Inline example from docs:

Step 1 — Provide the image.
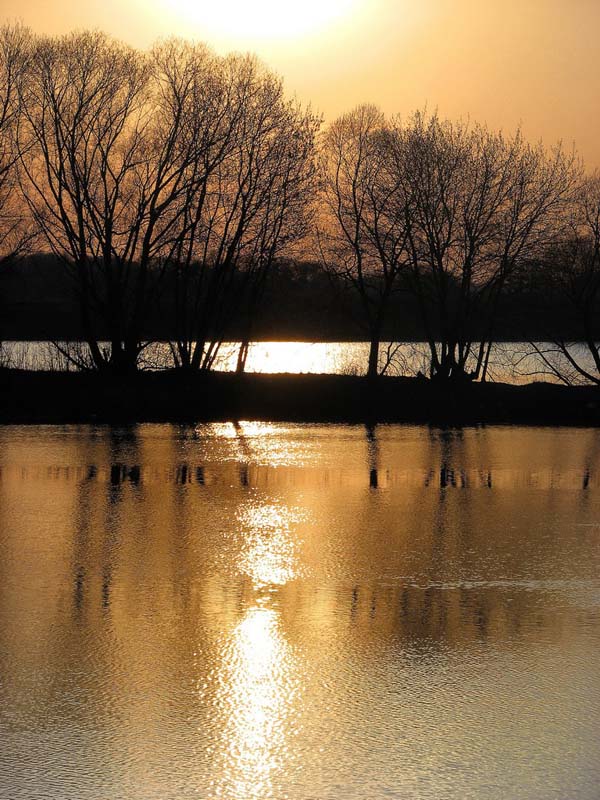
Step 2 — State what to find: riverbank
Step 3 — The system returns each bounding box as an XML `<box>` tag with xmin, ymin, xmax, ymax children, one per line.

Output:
<box><xmin>0</xmin><ymin>369</ymin><xmax>599</xmax><ymax>426</ymax></box>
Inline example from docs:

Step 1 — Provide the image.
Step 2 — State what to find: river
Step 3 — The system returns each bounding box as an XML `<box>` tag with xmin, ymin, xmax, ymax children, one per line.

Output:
<box><xmin>0</xmin><ymin>423</ymin><xmax>599</xmax><ymax>799</ymax></box>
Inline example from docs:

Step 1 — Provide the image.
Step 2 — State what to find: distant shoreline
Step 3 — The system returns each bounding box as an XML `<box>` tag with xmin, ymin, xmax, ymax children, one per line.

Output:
<box><xmin>1</xmin><ymin>369</ymin><xmax>599</xmax><ymax>427</ymax></box>
<box><xmin>0</xmin><ymin>336</ymin><xmax>568</xmax><ymax>343</ymax></box>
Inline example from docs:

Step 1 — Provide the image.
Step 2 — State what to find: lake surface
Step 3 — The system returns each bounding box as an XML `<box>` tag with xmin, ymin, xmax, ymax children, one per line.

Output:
<box><xmin>0</xmin><ymin>423</ymin><xmax>599</xmax><ymax>800</ymax></box>
<box><xmin>1</xmin><ymin>340</ymin><xmax>595</xmax><ymax>383</ymax></box>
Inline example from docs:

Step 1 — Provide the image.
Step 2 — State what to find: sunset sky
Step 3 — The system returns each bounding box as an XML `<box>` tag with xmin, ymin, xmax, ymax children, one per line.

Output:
<box><xmin>3</xmin><ymin>0</ymin><xmax>600</xmax><ymax>167</ymax></box>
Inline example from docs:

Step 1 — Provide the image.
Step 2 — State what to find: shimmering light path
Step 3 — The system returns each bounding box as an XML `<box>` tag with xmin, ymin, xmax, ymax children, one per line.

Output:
<box><xmin>0</xmin><ymin>424</ymin><xmax>599</xmax><ymax>799</ymax></box>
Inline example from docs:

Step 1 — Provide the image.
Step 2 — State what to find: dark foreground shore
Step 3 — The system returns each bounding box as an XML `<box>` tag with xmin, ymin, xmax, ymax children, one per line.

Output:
<box><xmin>0</xmin><ymin>369</ymin><xmax>599</xmax><ymax>426</ymax></box>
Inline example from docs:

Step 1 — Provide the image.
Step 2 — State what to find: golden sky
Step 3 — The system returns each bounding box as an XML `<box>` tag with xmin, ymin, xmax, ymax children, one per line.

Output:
<box><xmin>4</xmin><ymin>0</ymin><xmax>600</xmax><ymax>167</ymax></box>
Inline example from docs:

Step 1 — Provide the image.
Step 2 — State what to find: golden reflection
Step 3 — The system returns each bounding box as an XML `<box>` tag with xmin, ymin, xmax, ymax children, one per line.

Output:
<box><xmin>1</xmin><ymin>425</ymin><xmax>600</xmax><ymax>799</ymax></box>
<box><xmin>180</xmin><ymin>420</ymin><xmax>318</xmax><ymax>474</ymax></box>
<box><xmin>237</xmin><ymin>503</ymin><xmax>305</xmax><ymax>588</ymax></box>
<box><xmin>217</xmin><ymin>342</ymin><xmax>357</xmax><ymax>376</ymax></box>
<box><xmin>205</xmin><ymin>421</ymin><xmax>289</xmax><ymax>442</ymax></box>
<box><xmin>213</xmin><ymin>606</ymin><xmax>299</xmax><ymax>800</ymax></box>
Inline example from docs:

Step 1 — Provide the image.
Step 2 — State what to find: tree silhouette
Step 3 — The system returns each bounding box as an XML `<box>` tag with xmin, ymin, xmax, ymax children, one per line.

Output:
<box><xmin>386</xmin><ymin>112</ymin><xmax>580</xmax><ymax>380</ymax></box>
<box><xmin>319</xmin><ymin>105</ymin><xmax>410</xmax><ymax>378</ymax></box>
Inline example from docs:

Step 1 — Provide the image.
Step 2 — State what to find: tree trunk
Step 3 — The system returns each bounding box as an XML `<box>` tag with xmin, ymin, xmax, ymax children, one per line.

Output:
<box><xmin>236</xmin><ymin>340</ymin><xmax>250</xmax><ymax>374</ymax></box>
<box><xmin>108</xmin><ymin>340</ymin><xmax>138</xmax><ymax>375</ymax></box>
<box><xmin>367</xmin><ymin>335</ymin><xmax>380</xmax><ymax>379</ymax></box>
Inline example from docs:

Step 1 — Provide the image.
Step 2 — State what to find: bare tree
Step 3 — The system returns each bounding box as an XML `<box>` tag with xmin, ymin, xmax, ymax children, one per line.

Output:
<box><xmin>386</xmin><ymin>112</ymin><xmax>580</xmax><ymax>381</ymax></box>
<box><xmin>0</xmin><ymin>23</ymin><xmax>31</xmax><ymax>270</ymax></box>
<box><xmin>319</xmin><ymin>105</ymin><xmax>410</xmax><ymax>378</ymax></box>
<box><xmin>525</xmin><ymin>175</ymin><xmax>600</xmax><ymax>385</ymax></box>
<box><xmin>168</xmin><ymin>54</ymin><xmax>320</xmax><ymax>372</ymax></box>
<box><xmin>17</xmin><ymin>32</ymin><xmax>228</xmax><ymax>373</ymax></box>
<box><xmin>17</xmin><ymin>32</ymin><xmax>148</xmax><ymax>371</ymax></box>
<box><xmin>234</xmin><ymin>92</ymin><xmax>319</xmax><ymax>373</ymax></box>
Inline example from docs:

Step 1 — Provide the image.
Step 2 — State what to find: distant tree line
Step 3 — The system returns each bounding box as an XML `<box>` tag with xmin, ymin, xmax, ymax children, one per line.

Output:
<box><xmin>1</xmin><ymin>22</ymin><xmax>599</xmax><ymax>382</ymax></box>
<box><xmin>0</xmin><ymin>252</ymin><xmax>583</xmax><ymax>344</ymax></box>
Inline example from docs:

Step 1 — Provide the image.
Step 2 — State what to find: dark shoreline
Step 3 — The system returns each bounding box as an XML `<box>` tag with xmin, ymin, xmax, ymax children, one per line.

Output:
<box><xmin>1</xmin><ymin>369</ymin><xmax>599</xmax><ymax>426</ymax></box>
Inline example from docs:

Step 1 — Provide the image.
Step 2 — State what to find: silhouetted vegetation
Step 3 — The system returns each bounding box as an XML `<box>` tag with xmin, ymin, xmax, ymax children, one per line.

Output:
<box><xmin>0</xmin><ymin>252</ymin><xmax>589</xmax><ymax>342</ymax></box>
<box><xmin>1</xmin><ymin>21</ymin><xmax>600</xmax><ymax>395</ymax></box>
<box><xmin>0</xmin><ymin>25</ymin><xmax>31</xmax><ymax>272</ymax></box>
<box><xmin>0</xmin><ymin>369</ymin><xmax>598</xmax><ymax>426</ymax></box>
<box><xmin>524</xmin><ymin>176</ymin><xmax>600</xmax><ymax>384</ymax></box>
<box><xmin>319</xmin><ymin>105</ymin><xmax>411</xmax><ymax>377</ymax></box>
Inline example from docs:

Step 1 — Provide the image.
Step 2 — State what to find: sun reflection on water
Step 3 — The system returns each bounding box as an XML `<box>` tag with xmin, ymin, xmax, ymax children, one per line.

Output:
<box><xmin>237</xmin><ymin>503</ymin><xmax>305</xmax><ymax>589</ymax></box>
<box><xmin>2</xmin><ymin>426</ymin><xmax>600</xmax><ymax>798</ymax></box>
<box><xmin>235</xmin><ymin>342</ymin><xmax>347</xmax><ymax>375</ymax></box>
<box><xmin>212</xmin><ymin>607</ymin><xmax>301</xmax><ymax>800</ymax></box>
<box><xmin>206</xmin><ymin>498</ymin><xmax>308</xmax><ymax>797</ymax></box>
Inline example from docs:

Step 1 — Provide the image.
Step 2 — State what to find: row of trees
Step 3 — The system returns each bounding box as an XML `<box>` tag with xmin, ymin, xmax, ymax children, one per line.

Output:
<box><xmin>1</xmin><ymin>23</ymin><xmax>599</xmax><ymax>382</ymax></box>
<box><xmin>0</xmin><ymin>25</ymin><xmax>319</xmax><ymax>373</ymax></box>
<box><xmin>319</xmin><ymin>106</ymin><xmax>591</xmax><ymax>380</ymax></box>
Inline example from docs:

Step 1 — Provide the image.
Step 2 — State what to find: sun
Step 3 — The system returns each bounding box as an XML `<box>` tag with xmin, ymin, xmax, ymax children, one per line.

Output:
<box><xmin>163</xmin><ymin>0</ymin><xmax>359</xmax><ymax>40</ymax></box>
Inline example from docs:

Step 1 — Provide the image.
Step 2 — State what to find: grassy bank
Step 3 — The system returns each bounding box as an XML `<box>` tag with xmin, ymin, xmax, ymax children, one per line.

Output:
<box><xmin>0</xmin><ymin>369</ymin><xmax>599</xmax><ymax>426</ymax></box>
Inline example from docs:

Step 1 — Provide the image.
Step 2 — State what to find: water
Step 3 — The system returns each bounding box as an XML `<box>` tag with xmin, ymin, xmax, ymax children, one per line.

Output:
<box><xmin>0</xmin><ymin>423</ymin><xmax>599</xmax><ymax>800</ymax></box>
<box><xmin>1</xmin><ymin>340</ymin><xmax>596</xmax><ymax>383</ymax></box>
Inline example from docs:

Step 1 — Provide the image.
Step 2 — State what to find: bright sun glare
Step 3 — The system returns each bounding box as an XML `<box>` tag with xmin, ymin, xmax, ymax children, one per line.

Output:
<box><xmin>165</xmin><ymin>0</ymin><xmax>358</xmax><ymax>40</ymax></box>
